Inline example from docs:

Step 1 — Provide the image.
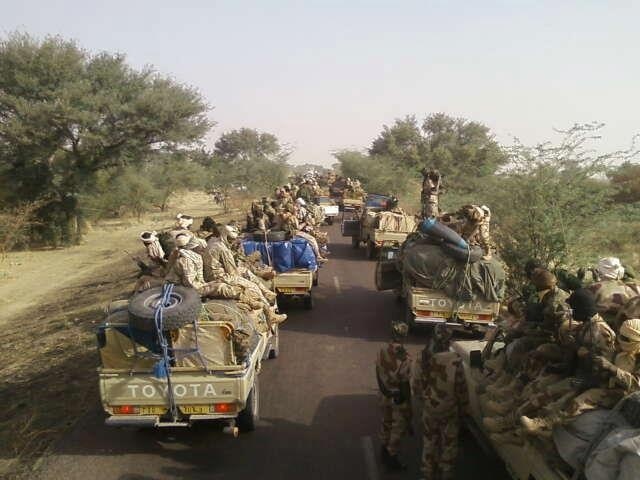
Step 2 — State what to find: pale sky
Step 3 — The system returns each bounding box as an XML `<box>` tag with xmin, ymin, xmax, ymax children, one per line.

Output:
<box><xmin>2</xmin><ymin>1</ymin><xmax>639</xmax><ymax>165</ymax></box>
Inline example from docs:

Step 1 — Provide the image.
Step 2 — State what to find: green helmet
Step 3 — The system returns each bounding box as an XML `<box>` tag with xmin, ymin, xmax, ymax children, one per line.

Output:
<box><xmin>391</xmin><ymin>322</ymin><xmax>409</xmax><ymax>340</ymax></box>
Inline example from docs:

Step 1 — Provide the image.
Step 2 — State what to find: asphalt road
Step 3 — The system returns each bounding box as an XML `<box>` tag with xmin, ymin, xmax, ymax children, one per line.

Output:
<box><xmin>38</xmin><ymin>223</ymin><xmax>510</xmax><ymax>480</ymax></box>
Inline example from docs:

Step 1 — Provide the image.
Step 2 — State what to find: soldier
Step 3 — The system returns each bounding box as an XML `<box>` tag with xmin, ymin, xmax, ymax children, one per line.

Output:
<box><xmin>588</xmin><ymin>257</ymin><xmax>638</xmax><ymax>328</ymax></box>
<box><xmin>376</xmin><ymin>322</ymin><xmax>412</xmax><ymax>471</ymax></box>
<box><xmin>519</xmin><ymin>288</ymin><xmax>617</xmax><ymax>437</ymax></box>
<box><xmin>420</xmin><ymin>169</ymin><xmax>442</xmax><ymax>219</ymax></box>
<box><xmin>457</xmin><ymin>204</ymin><xmax>493</xmax><ymax>259</ymax></box>
<box><xmin>413</xmin><ymin>325</ymin><xmax>467</xmax><ymax>480</ymax></box>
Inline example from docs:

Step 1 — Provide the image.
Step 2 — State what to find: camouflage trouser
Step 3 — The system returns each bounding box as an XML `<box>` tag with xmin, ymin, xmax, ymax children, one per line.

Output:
<box><xmin>421</xmin><ymin>193</ymin><xmax>439</xmax><ymax>218</ymax></box>
<box><xmin>379</xmin><ymin>396</ymin><xmax>410</xmax><ymax>455</ymax></box>
<box><xmin>422</xmin><ymin>413</ymin><xmax>459</xmax><ymax>480</ymax></box>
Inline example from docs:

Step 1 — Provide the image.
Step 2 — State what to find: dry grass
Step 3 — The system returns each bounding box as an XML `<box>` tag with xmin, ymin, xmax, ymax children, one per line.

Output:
<box><xmin>0</xmin><ymin>191</ymin><xmax>241</xmax><ymax>479</ymax></box>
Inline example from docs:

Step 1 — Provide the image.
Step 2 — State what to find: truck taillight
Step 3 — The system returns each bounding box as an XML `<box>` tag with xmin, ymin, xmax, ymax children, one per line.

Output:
<box><xmin>113</xmin><ymin>405</ymin><xmax>138</xmax><ymax>414</ymax></box>
<box><xmin>214</xmin><ymin>403</ymin><xmax>236</xmax><ymax>413</ymax></box>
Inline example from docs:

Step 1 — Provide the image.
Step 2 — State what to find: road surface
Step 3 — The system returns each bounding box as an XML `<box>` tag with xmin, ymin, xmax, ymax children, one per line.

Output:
<box><xmin>37</xmin><ymin>223</ymin><xmax>509</xmax><ymax>480</ymax></box>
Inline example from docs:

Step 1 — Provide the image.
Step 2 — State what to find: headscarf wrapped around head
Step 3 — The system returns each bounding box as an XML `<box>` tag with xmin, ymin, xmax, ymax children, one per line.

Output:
<box><xmin>597</xmin><ymin>257</ymin><xmax>625</xmax><ymax>281</ymax></box>
<box><xmin>615</xmin><ymin>318</ymin><xmax>640</xmax><ymax>373</ymax></box>
<box><xmin>139</xmin><ymin>231</ymin><xmax>158</xmax><ymax>243</ymax></box>
<box><xmin>175</xmin><ymin>233</ymin><xmax>190</xmax><ymax>248</ymax></box>
<box><xmin>176</xmin><ymin>213</ymin><xmax>194</xmax><ymax>230</ymax></box>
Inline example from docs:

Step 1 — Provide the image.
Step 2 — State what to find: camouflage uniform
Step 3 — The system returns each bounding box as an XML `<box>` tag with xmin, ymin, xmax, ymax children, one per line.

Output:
<box><xmin>207</xmin><ymin>236</ymin><xmax>239</xmax><ymax>275</ymax></box>
<box><xmin>413</xmin><ymin>347</ymin><xmax>467</xmax><ymax>480</ymax></box>
<box><xmin>588</xmin><ymin>279</ymin><xmax>638</xmax><ymax>328</ymax></box>
<box><xmin>420</xmin><ymin>169</ymin><xmax>441</xmax><ymax>218</ymax></box>
<box><xmin>376</xmin><ymin>337</ymin><xmax>412</xmax><ymax>457</ymax></box>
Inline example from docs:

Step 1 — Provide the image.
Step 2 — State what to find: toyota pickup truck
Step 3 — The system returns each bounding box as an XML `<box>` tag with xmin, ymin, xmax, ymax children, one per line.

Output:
<box><xmin>273</xmin><ymin>268</ymin><xmax>316</xmax><ymax>310</ymax></box>
<box><xmin>404</xmin><ymin>287</ymin><xmax>500</xmax><ymax>330</ymax></box>
<box><xmin>97</xmin><ymin>291</ymin><xmax>278</xmax><ymax>434</ymax></box>
<box><xmin>315</xmin><ymin>196</ymin><xmax>339</xmax><ymax>225</ymax></box>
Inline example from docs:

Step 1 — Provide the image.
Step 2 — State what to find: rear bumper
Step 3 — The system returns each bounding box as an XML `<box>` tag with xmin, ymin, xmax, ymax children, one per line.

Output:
<box><xmin>105</xmin><ymin>412</ymin><xmax>238</xmax><ymax>427</ymax></box>
<box><xmin>413</xmin><ymin>315</ymin><xmax>495</xmax><ymax>328</ymax></box>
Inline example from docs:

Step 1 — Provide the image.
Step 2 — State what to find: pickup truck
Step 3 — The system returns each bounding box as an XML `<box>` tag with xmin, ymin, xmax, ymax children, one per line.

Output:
<box><xmin>97</xmin><ymin>291</ymin><xmax>278</xmax><ymax>434</ymax></box>
<box><xmin>273</xmin><ymin>268</ymin><xmax>316</xmax><ymax>310</ymax></box>
<box><xmin>315</xmin><ymin>196</ymin><xmax>339</xmax><ymax>225</ymax></box>
<box><xmin>452</xmin><ymin>339</ymin><xmax>569</xmax><ymax>480</ymax></box>
<box><xmin>404</xmin><ymin>287</ymin><xmax>500</xmax><ymax>330</ymax></box>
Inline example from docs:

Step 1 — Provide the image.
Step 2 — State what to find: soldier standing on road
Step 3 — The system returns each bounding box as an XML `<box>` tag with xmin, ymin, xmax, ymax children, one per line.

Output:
<box><xmin>376</xmin><ymin>322</ymin><xmax>412</xmax><ymax>471</ymax></box>
<box><xmin>413</xmin><ymin>325</ymin><xmax>467</xmax><ymax>480</ymax></box>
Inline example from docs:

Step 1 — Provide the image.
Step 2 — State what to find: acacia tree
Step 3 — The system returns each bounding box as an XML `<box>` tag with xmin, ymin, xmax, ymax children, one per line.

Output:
<box><xmin>0</xmin><ymin>33</ymin><xmax>210</xmax><ymax>244</ymax></box>
<box><xmin>212</xmin><ymin>128</ymin><xmax>290</xmax><ymax>195</ymax></box>
<box><xmin>488</xmin><ymin>123</ymin><xmax>639</xmax><ymax>271</ymax></box>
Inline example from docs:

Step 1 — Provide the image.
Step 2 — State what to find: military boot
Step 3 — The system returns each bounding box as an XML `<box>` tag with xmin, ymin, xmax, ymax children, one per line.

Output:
<box><xmin>490</xmin><ymin>377</ymin><xmax>523</xmax><ymax>398</ymax></box>
<box><xmin>380</xmin><ymin>445</ymin><xmax>390</xmax><ymax>465</ymax></box>
<box><xmin>490</xmin><ymin>430</ymin><xmax>524</xmax><ymax>446</ymax></box>
<box><xmin>483</xmin><ymin>416</ymin><xmax>514</xmax><ymax>433</ymax></box>
<box><xmin>519</xmin><ymin>415</ymin><xmax>558</xmax><ymax>438</ymax></box>
<box><xmin>267</xmin><ymin>309</ymin><xmax>287</xmax><ymax>324</ymax></box>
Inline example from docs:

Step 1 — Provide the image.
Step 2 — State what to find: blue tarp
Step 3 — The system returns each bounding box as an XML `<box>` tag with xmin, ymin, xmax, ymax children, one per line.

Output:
<box><xmin>242</xmin><ymin>239</ymin><xmax>318</xmax><ymax>272</ymax></box>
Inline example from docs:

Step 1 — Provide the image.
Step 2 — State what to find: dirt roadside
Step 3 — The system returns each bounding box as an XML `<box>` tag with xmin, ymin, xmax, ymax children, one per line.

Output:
<box><xmin>0</xmin><ymin>192</ymin><xmax>241</xmax><ymax>479</ymax></box>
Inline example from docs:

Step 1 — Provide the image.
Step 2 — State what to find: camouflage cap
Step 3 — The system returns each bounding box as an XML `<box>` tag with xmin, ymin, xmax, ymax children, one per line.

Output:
<box><xmin>391</xmin><ymin>321</ymin><xmax>409</xmax><ymax>339</ymax></box>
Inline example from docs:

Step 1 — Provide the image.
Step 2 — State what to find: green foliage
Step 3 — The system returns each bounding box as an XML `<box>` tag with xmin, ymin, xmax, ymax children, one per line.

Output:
<box><xmin>608</xmin><ymin>161</ymin><xmax>640</xmax><ymax>203</ymax></box>
<box><xmin>479</xmin><ymin>123</ymin><xmax>639</xmax><ymax>273</ymax></box>
<box><xmin>212</xmin><ymin>128</ymin><xmax>290</xmax><ymax>195</ymax></box>
<box><xmin>0</xmin><ymin>32</ymin><xmax>210</xmax><ymax>244</ymax></box>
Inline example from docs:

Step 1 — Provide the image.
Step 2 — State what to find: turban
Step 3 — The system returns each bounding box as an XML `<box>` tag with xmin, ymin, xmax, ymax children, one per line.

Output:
<box><xmin>616</xmin><ymin>318</ymin><xmax>640</xmax><ymax>368</ymax></box>
<box><xmin>176</xmin><ymin>213</ymin><xmax>194</xmax><ymax>229</ymax></box>
<box><xmin>597</xmin><ymin>257</ymin><xmax>625</xmax><ymax>281</ymax></box>
<box><xmin>175</xmin><ymin>234</ymin><xmax>190</xmax><ymax>248</ymax></box>
<box><xmin>139</xmin><ymin>230</ymin><xmax>158</xmax><ymax>243</ymax></box>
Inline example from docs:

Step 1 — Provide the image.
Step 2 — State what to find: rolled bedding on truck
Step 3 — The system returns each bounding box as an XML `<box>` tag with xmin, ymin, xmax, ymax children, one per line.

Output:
<box><xmin>399</xmin><ymin>233</ymin><xmax>506</xmax><ymax>303</ymax></box>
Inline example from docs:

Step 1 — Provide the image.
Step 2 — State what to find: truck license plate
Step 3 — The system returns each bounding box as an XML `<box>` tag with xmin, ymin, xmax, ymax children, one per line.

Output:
<box><xmin>139</xmin><ymin>406</ymin><xmax>167</xmax><ymax>415</ymax></box>
<box><xmin>180</xmin><ymin>405</ymin><xmax>213</xmax><ymax>414</ymax></box>
<box><xmin>278</xmin><ymin>287</ymin><xmax>306</xmax><ymax>294</ymax></box>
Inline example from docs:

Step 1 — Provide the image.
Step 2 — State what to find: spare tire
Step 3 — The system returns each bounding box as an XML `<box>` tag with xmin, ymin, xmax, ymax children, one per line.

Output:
<box><xmin>128</xmin><ymin>285</ymin><xmax>202</xmax><ymax>331</ymax></box>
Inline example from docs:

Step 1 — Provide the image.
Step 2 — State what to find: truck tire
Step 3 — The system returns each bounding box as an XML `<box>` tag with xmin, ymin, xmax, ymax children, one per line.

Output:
<box><xmin>326</xmin><ymin>217</ymin><xmax>333</xmax><ymax>225</ymax></box>
<box><xmin>351</xmin><ymin>236</ymin><xmax>360</xmax><ymax>249</ymax></box>
<box><xmin>312</xmin><ymin>270</ymin><xmax>319</xmax><ymax>287</ymax></box>
<box><xmin>238</xmin><ymin>378</ymin><xmax>259</xmax><ymax>432</ymax></box>
<box><xmin>366</xmin><ymin>240</ymin><xmax>377</xmax><ymax>260</ymax></box>
<box><xmin>303</xmin><ymin>292</ymin><xmax>314</xmax><ymax>310</ymax></box>
<box><xmin>128</xmin><ymin>285</ymin><xmax>201</xmax><ymax>331</ymax></box>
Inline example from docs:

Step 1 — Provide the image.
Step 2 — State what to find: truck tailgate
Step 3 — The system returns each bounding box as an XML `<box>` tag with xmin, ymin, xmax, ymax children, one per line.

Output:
<box><xmin>411</xmin><ymin>288</ymin><xmax>499</xmax><ymax>324</ymax></box>
<box><xmin>373</xmin><ymin>230</ymin><xmax>409</xmax><ymax>244</ymax></box>
<box><xmin>100</xmin><ymin>371</ymin><xmax>250</xmax><ymax>408</ymax></box>
<box><xmin>274</xmin><ymin>270</ymin><xmax>313</xmax><ymax>292</ymax></box>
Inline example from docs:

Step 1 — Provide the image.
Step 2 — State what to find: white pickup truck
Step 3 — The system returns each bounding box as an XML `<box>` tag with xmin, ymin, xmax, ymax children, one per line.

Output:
<box><xmin>315</xmin><ymin>196</ymin><xmax>339</xmax><ymax>225</ymax></box>
<box><xmin>273</xmin><ymin>268</ymin><xmax>316</xmax><ymax>310</ymax></box>
<box><xmin>97</xmin><ymin>289</ymin><xmax>278</xmax><ymax>434</ymax></box>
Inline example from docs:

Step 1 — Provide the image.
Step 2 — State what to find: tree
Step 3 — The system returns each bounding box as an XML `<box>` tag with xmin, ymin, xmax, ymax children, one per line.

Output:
<box><xmin>608</xmin><ymin>161</ymin><xmax>640</xmax><ymax>204</ymax></box>
<box><xmin>0</xmin><ymin>33</ymin><xmax>210</xmax><ymax>244</ymax></box>
<box><xmin>369</xmin><ymin>115</ymin><xmax>424</xmax><ymax>169</ymax></box>
<box><xmin>486</xmin><ymin>123</ymin><xmax>638</xmax><ymax>271</ymax></box>
<box><xmin>213</xmin><ymin>128</ymin><xmax>290</xmax><ymax>195</ymax></box>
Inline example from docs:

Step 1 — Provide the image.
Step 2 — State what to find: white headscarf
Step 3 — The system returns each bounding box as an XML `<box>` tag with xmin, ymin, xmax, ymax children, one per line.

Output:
<box><xmin>597</xmin><ymin>257</ymin><xmax>625</xmax><ymax>281</ymax></box>
<box><xmin>175</xmin><ymin>213</ymin><xmax>194</xmax><ymax>230</ymax></box>
<box><xmin>615</xmin><ymin>318</ymin><xmax>640</xmax><ymax>373</ymax></box>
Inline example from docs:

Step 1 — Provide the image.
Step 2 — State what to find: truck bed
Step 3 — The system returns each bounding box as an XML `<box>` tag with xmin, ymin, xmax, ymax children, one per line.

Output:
<box><xmin>451</xmin><ymin>340</ymin><xmax>569</xmax><ymax>480</ymax></box>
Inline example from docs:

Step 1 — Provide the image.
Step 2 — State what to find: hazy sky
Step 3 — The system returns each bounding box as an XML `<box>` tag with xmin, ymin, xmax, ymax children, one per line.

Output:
<box><xmin>2</xmin><ymin>1</ymin><xmax>639</xmax><ymax>165</ymax></box>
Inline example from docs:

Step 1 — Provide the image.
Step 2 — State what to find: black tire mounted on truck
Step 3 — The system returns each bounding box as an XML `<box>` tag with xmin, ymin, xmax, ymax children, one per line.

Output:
<box><xmin>238</xmin><ymin>377</ymin><xmax>259</xmax><ymax>432</ymax></box>
<box><xmin>128</xmin><ymin>285</ymin><xmax>202</xmax><ymax>331</ymax></box>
